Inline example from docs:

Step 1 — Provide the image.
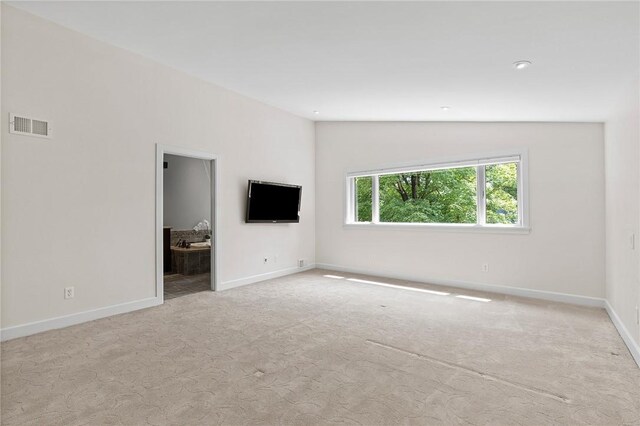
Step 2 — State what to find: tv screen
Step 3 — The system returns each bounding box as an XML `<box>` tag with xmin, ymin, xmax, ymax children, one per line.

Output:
<box><xmin>246</xmin><ymin>180</ymin><xmax>302</xmax><ymax>223</ymax></box>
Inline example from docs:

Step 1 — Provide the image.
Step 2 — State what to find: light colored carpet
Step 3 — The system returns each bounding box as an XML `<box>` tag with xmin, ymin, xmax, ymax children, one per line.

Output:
<box><xmin>2</xmin><ymin>269</ymin><xmax>639</xmax><ymax>425</ymax></box>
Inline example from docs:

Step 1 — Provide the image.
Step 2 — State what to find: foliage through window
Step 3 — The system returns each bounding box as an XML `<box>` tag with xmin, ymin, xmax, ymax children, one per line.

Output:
<box><xmin>486</xmin><ymin>163</ymin><xmax>518</xmax><ymax>224</ymax></box>
<box><xmin>379</xmin><ymin>168</ymin><xmax>477</xmax><ymax>224</ymax></box>
<box><xmin>355</xmin><ymin>176</ymin><xmax>372</xmax><ymax>222</ymax></box>
<box><xmin>348</xmin><ymin>155</ymin><xmax>524</xmax><ymax>228</ymax></box>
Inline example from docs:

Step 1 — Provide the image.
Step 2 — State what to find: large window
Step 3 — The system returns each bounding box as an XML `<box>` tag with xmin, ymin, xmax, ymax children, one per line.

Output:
<box><xmin>346</xmin><ymin>154</ymin><xmax>527</xmax><ymax>229</ymax></box>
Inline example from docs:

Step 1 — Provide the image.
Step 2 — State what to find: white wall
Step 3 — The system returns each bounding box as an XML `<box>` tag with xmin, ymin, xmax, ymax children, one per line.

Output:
<box><xmin>1</xmin><ymin>5</ymin><xmax>315</xmax><ymax>329</ymax></box>
<box><xmin>163</xmin><ymin>154</ymin><xmax>211</xmax><ymax>230</ymax></box>
<box><xmin>316</xmin><ymin>122</ymin><xmax>605</xmax><ymax>299</ymax></box>
<box><xmin>605</xmin><ymin>76</ymin><xmax>640</xmax><ymax>348</ymax></box>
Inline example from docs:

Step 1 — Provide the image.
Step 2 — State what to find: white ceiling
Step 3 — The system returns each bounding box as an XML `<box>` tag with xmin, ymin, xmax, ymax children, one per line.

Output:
<box><xmin>9</xmin><ymin>1</ymin><xmax>640</xmax><ymax>122</ymax></box>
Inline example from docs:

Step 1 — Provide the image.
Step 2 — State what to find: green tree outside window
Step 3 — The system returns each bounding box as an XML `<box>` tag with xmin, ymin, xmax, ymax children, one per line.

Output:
<box><xmin>379</xmin><ymin>167</ymin><xmax>477</xmax><ymax>224</ymax></box>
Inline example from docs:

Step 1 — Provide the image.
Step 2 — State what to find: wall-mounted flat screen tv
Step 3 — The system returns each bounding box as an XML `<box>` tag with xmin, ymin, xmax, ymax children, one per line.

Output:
<box><xmin>245</xmin><ymin>180</ymin><xmax>302</xmax><ymax>223</ymax></box>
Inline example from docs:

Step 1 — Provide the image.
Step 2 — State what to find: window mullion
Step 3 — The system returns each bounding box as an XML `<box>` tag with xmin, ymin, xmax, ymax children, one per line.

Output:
<box><xmin>372</xmin><ymin>175</ymin><xmax>380</xmax><ymax>223</ymax></box>
<box><xmin>477</xmin><ymin>166</ymin><xmax>486</xmax><ymax>226</ymax></box>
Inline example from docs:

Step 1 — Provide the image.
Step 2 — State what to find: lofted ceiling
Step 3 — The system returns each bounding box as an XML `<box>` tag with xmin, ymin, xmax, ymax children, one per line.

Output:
<box><xmin>8</xmin><ymin>1</ymin><xmax>640</xmax><ymax>122</ymax></box>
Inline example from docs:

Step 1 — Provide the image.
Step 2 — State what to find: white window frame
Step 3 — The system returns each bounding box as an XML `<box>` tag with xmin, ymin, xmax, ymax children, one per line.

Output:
<box><xmin>344</xmin><ymin>151</ymin><xmax>529</xmax><ymax>233</ymax></box>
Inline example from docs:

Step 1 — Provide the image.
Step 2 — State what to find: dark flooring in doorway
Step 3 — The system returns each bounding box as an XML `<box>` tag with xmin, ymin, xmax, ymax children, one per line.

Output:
<box><xmin>163</xmin><ymin>273</ymin><xmax>211</xmax><ymax>300</ymax></box>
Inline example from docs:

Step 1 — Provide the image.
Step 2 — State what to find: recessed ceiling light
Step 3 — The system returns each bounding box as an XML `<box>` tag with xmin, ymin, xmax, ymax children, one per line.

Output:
<box><xmin>440</xmin><ymin>106</ymin><xmax>451</xmax><ymax>111</ymax></box>
<box><xmin>513</xmin><ymin>60</ymin><xmax>532</xmax><ymax>70</ymax></box>
<box><xmin>313</xmin><ymin>110</ymin><xmax>320</xmax><ymax>115</ymax></box>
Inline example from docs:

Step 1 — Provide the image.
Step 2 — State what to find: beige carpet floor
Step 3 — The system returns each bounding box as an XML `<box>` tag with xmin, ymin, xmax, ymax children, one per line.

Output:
<box><xmin>2</xmin><ymin>269</ymin><xmax>639</xmax><ymax>425</ymax></box>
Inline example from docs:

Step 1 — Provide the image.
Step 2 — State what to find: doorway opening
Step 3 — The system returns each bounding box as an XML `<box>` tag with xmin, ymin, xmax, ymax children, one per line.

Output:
<box><xmin>156</xmin><ymin>145</ymin><xmax>218</xmax><ymax>302</ymax></box>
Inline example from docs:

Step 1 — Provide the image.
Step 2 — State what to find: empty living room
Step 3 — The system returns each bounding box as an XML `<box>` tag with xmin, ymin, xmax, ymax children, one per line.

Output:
<box><xmin>1</xmin><ymin>1</ymin><xmax>640</xmax><ymax>425</ymax></box>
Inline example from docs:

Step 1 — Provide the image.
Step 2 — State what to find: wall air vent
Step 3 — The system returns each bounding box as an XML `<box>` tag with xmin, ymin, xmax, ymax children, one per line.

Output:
<box><xmin>9</xmin><ymin>113</ymin><xmax>52</xmax><ymax>138</ymax></box>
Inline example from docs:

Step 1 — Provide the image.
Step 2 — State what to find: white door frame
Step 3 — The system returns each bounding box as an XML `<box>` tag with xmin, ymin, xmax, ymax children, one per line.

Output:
<box><xmin>156</xmin><ymin>144</ymin><xmax>220</xmax><ymax>302</ymax></box>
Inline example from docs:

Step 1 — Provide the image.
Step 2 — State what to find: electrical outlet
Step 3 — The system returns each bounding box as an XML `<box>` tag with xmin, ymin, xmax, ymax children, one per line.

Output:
<box><xmin>298</xmin><ymin>259</ymin><xmax>305</xmax><ymax>268</ymax></box>
<box><xmin>481</xmin><ymin>263</ymin><xmax>489</xmax><ymax>273</ymax></box>
<box><xmin>64</xmin><ymin>287</ymin><xmax>74</xmax><ymax>299</ymax></box>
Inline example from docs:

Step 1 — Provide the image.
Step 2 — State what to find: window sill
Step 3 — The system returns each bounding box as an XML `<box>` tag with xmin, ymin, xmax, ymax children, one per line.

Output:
<box><xmin>343</xmin><ymin>222</ymin><xmax>531</xmax><ymax>234</ymax></box>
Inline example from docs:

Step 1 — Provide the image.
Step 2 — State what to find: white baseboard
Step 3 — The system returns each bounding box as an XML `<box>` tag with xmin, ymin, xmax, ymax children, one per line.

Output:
<box><xmin>0</xmin><ymin>265</ymin><xmax>315</xmax><ymax>342</ymax></box>
<box><xmin>315</xmin><ymin>263</ymin><xmax>605</xmax><ymax>308</ymax></box>
<box><xmin>0</xmin><ymin>296</ymin><xmax>162</xmax><ymax>342</ymax></box>
<box><xmin>2</xmin><ymin>263</ymin><xmax>637</xmax><ymax>369</ymax></box>
<box><xmin>315</xmin><ymin>263</ymin><xmax>640</xmax><ymax>368</ymax></box>
<box><xmin>220</xmin><ymin>264</ymin><xmax>316</xmax><ymax>291</ymax></box>
<box><xmin>605</xmin><ymin>300</ymin><xmax>640</xmax><ymax>367</ymax></box>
